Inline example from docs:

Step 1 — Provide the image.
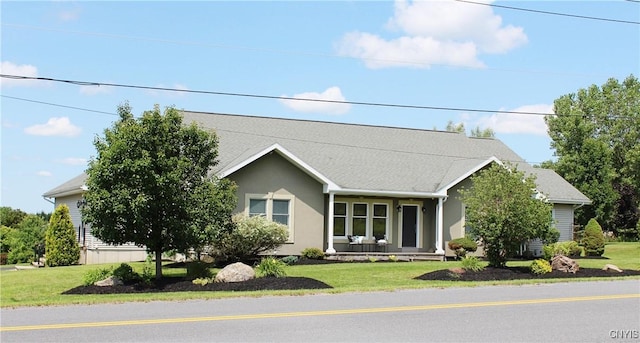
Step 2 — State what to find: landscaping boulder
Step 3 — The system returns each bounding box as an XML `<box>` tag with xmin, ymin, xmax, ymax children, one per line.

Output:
<box><xmin>551</xmin><ymin>255</ymin><xmax>579</xmax><ymax>274</ymax></box>
<box><xmin>94</xmin><ymin>276</ymin><xmax>123</xmax><ymax>287</ymax></box>
<box><xmin>602</xmin><ymin>264</ymin><xmax>623</xmax><ymax>273</ymax></box>
<box><xmin>214</xmin><ymin>262</ymin><xmax>255</xmax><ymax>283</ymax></box>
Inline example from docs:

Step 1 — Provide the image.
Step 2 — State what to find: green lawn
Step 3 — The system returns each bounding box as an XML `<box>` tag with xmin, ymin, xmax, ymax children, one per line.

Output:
<box><xmin>1</xmin><ymin>242</ymin><xmax>638</xmax><ymax>308</ymax></box>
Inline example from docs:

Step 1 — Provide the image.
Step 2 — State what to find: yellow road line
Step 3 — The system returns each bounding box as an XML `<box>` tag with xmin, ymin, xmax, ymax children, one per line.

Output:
<box><xmin>2</xmin><ymin>293</ymin><xmax>638</xmax><ymax>332</ymax></box>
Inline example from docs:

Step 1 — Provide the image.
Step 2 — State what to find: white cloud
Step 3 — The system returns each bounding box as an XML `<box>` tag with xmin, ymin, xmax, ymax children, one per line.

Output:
<box><xmin>79</xmin><ymin>84</ymin><xmax>112</xmax><ymax>95</ymax></box>
<box><xmin>279</xmin><ymin>87</ymin><xmax>351</xmax><ymax>115</ymax></box>
<box><xmin>0</xmin><ymin>61</ymin><xmax>43</xmax><ymax>88</ymax></box>
<box><xmin>36</xmin><ymin>171</ymin><xmax>53</xmax><ymax>177</ymax></box>
<box><xmin>337</xmin><ymin>0</ymin><xmax>527</xmax><ymax>69</ymax></box>
<box><xmin>24</xmin><ymin>117</ymin><xmax>82</xmax><ymax>137</ymax></box>
<box><xmin>58</xmin><ymin>157</ymin><xmax>88</xmax><ymax>166</ymax></box>
<box><xmin>472</xmin><ymin>104</ymin><xmax>552</xmax><ymax>136</ymax></box>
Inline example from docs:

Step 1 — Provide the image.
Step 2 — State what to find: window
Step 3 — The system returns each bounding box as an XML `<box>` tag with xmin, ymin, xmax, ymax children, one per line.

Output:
<box><xmin>249</xmin><ymin>199</ymin><xmax>267</xmax><ymax>217</ymax></box>
<box><xmin>352</xmin><ymin>203</ymin><xmax>367</xmax><ymax>236</ymax></box>
<box><xmin>272</xmin><ymin>199</ymin><xmax>290</xmax><ymax>226</ymax></box>
<box><xmin>332</xmin><ymin>199</ymin><xmax>392</xmax><ymax>240</ymax></box>
<box><xmin>333</xmin><ymin>202</ymin><xmax>347</xmax><ymax>236</ymax></box>
<box><xmin>372</xmin><ymin>204</ymin><xmax>388</xmax><ymax>239</ymax></box>
<box><xmin>246</xmin><ymin>194</ymin><xmax>295</xmax><ymax>242</ymax></box>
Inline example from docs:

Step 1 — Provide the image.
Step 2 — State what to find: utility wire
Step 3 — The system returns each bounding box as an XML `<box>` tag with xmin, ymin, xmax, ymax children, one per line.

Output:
<box><xmin>1</xmin><ymin>95</ymin><xmax>117</xmax><ymax>116</ymax></box>
<box><xmin>1</xmin><ymin>74</ymin><xmax>556</xmax><ymax>117</ymax></box>
<box><xmin>2</xmin><ymin>93</ymin><xmax>545</xmax><ymax>164</ymax></box>
<box><xmin>2</xmin><ymin>75</ymin><xmax>636</xmax><ymax>120</ymax></box>
<box><xmin>455</xmin><ymin>0</ymin><xmax>640</xmax><ymax>25</ymax></box>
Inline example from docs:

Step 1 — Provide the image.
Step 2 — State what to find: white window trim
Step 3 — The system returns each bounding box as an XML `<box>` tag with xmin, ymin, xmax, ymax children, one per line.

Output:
<box><xmin>333</xmin><ymin>201</ymin><xmax>349</xmax><ymax>238</ymax></box>
<box><xmin>333</xmin><ymin>198</ymin><xmax>393</xmax><ymax>242</ymax></box>
<box><xmin>351</xmin><ymin>202</ymin><xmax>369</xmax><ymax>238</ymax></box>
<box><xmin>372</xmin><ymin>202</ymin><xmax>390</xmax><ymax>240</ymax></box>
<box><xmin>245</xmin><ymin>193</ymin><xmax>295</xmax><ymax>243</ymax></box>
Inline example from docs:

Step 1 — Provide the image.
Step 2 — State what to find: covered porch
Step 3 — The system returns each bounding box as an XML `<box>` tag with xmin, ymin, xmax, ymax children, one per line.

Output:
<box><xmin>323</xmin><ymin>191</ymin><xmax>448</xmax><ymax>258</ymax></box>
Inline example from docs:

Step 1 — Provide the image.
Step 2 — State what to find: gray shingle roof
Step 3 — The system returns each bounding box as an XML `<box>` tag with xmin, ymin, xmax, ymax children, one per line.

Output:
<box><xmin>42</xmin><ymin>172</ymin><xmax>87</xmax><ymax>198</ymax></box>
<box><xmin>182</xmin><ymin>111</ymin><xmax>590</xmax><ymax>203</ymax></box>
<box><xmin>42</xmin><ymin>111</ymin><xmax>591</xmax><ymax>205</ymax></box>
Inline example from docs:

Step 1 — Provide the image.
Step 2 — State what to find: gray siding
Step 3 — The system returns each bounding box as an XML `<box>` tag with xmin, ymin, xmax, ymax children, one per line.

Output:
<box><xmin>554</xmin><ymin>204</ymin><xmax>574</xmax><ymax>241</ymax></box>
<box><xmin>229</xmin><ymin>152</ymin><xmax>325</xmax><ymax>256</ymax></box>
<box><xmin>55</xmin><ymin>195</ymin><xmax>146</xmax><ymax>264</ymax></box>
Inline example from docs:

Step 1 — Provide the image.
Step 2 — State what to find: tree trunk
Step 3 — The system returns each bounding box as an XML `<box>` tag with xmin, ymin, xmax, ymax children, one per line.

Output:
<box><xmin>155</xmin><ymin>250</ymin><xmax>163</xmax><ymax>280</ymax></box>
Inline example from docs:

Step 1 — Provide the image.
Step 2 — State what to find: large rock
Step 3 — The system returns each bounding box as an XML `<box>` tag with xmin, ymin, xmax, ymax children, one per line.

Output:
<box><xmin>214</xmin><ymin>262</ymin><xmax>255</xmax><ymax>283</ymax></box>
<box><xmin>551</xmin><ymin>255</ymin><xmax>579</xmax><ymax>274</ymax></box>
<box><xmin>602</xmin><ymin>264</ymin><xmax>623</xmax><ymax>273</ymax></box>
<box><xmin>94</xmin><ymin>276</ymin><xmax>123</xmax><ymax>286</ymax></box>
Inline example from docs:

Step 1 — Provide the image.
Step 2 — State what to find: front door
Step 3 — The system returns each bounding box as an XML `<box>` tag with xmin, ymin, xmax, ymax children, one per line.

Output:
<box><xmin>402</xmin><ymin>205</ymin><xmax>418</xmax><ymax>247</ymax></box>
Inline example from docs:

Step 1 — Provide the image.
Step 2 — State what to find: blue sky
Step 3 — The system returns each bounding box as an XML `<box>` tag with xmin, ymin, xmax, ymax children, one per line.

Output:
<box><xmin>1</xmin><ymin>1</ymin><xmax>638</xmax><ymax>214</ymax></box>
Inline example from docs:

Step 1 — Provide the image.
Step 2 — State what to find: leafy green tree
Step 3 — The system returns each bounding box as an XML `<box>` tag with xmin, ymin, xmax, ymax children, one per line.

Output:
<box><xmin>445</xmin><ymin>120</ymin><xmax>465</xmax><ymax>133</ymax></box>
<box><xmin>470</xmin><ymin>126</ymin><xmax>495</xmax><ymax>138</ymax></box>
<box><xmin>7</xmin><ymin>215</ymin><xmax>46</xmax><ymax>264</ymax></box>
<box><xmin>580</xmin><ymin>218</ymin><xmax>605</xmax><ymax>256</ymax></box>
<box><xmin>45</xmin><ymin>204</ymin><xmax>80</xmax><ymax>266</ymax></box>
<box><xmin>460</xmin><ymin>163</ymin><xmax>555</xmax><ymax>268</ymax></box>
<box><xmin>444</xmin><ymin>121</ymin><xmax>494</xmax><ymax>138</ymax></box>
<box><xmin>546</xmin><ymin>75</ymin><xmax>639</xmax><ymax>236</ymax></box>
<box><xmin>0</xmin><ymin>207</ymin><xmax>27</xmax><ymax>228</ymax></box>
<box><xmin>1</xmin><ymin>225</ymin><xmax>16</xmax><ymax>254</ymax></box>
<box><xmin>83</xmin><ymin>103</ymin><xmax>237</xmax><ymax>279</ymax></box>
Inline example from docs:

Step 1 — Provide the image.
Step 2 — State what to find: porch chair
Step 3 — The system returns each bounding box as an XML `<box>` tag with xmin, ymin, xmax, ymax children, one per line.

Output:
<box><xmin>375</xmin><ymin>235</ymin><xmax>388</xmax><ymax>253</ymax></box>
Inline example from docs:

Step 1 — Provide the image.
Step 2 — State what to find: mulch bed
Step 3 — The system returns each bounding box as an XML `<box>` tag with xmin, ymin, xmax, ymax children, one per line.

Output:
<box><xmin>63</xmin><ymin>277</ymin><xmax>332</xmax><ymax>295</ymax></box>
<box><xmin>415</xmin><ymin>266</ymin><xmax>640</xmax><ymax>282</ymax></box>
<box><xmin>63</xmin><ymin>260</ymin><xmax>640</xmax><ymax>295</ymax></box>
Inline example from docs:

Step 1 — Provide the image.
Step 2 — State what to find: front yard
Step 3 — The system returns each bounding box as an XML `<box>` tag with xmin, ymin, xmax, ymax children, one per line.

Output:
<box><xmin>1</xmin><ymin>242</ymin><xmax>638</xmax><ymax>308</ymax></box>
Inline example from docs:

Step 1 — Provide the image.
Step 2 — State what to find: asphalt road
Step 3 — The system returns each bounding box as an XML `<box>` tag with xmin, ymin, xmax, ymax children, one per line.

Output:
<box><xmin>1</xmin><ymin>280</ymin><xmax>639</xmax><ymax>343</ymax></box>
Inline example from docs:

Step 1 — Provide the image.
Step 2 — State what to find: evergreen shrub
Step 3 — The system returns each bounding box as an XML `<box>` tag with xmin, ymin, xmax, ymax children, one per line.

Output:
<box><xmin>580</xmin><ymin>218</ymin><xmax>605</xmax><ymax>256</ymax></box>
<box><xmin>45</xmin><ymin>204</ymin><xmax>80</xmax><ymax>267</ymax></box>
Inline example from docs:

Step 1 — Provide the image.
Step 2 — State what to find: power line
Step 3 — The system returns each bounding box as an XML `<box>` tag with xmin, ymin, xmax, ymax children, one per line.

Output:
<box><xmin>455</xmin><ymin>0</ymin><xmax>640</xmax><ymax>25</ymax></box>
<box><xmin>0</xmin><ymin>74</ymin><xmax>556</xmax><ymax>117</ymax></box>
<box><xmin>2</xmin><ymin>75</ymin><xmax>636</xmax><ymax>120</ymax></box>
<box><xmin>0</xmin><ymin>95</ymin><xmax>117</xmax><ymax>116</ymax></box>
<box><xmin>1</xmin><ymin>93</ymin><xmax>540</xmax><ymax>164</ymax></box>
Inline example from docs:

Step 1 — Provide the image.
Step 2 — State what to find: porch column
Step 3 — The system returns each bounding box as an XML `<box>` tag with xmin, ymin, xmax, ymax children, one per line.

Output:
<box><xmin>325</xmin><ymin>192</ymin><xmax>336</xmax><ymax>254</ymax></box>
<box><xmin>435</xmin><ymin>197</ymin><xmax>445</xmax><ymax>254</ymax></box>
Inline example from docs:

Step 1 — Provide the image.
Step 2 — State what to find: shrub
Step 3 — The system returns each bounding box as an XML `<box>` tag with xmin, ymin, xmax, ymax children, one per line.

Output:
<box><xmin>388</xmin><ymin>255</ymin><xmax>398</xmax><ymax>262</ymax></box>
<box><xmin>301</xmin><ymin>247</ymin><xmax>325</xmax><ymax>260</ymax></box>
<box><xmin>83</xmin><ymin>267</ymin><xmax>112</xmax><ymax>286</ymax></box>
<box><xmin>368</xmin><ymin>257</ymin><xmax>378</xmax><ymax>263</ymax></box>
<box><xmin>45</xmin><ymin>204</ymin><xmax>80</xmax><ymax>267</ymax></box>
<box><xmin>460</xmin><ymin>256</ymin><xmax>484</xmax><ymax>272</ymax></box>
<box><xmin>580</xmin><ymin>218</ymin><xmax>605</xmax><ymax>256</ymax></box>
<box><xmin>141</xmin><ymin>255</ymin><xmax>154</xmax><ymax>285</ymax></box>
<box><xmin>448</xmin><ymin>237</ymin><xmax>478</xmax><ymax>259</ymax></box>
<box><xmin>112</xmin><ymin>263</ymin><xmax>140</xmax><ymax>283</ymax></box>
<box><xmin>530</xmin><ymin>259</ymin><xmax>552</xmax><ymax>275</ymax></box>
<box><xmin>211</xmin><ymin>214</ymin><xmax>288</xmax><ymax>262</ymax></box>
<box><xmin>280</xmin><ymin>255</ymin><xmax>299</xmax><ymax>265</ymax></box>
<box><xmin>255</xmin><ymin>256</ymin><xmax>287</xmax><ymax>278</ymax></box>
<box><xmin>192</xmin><ymin>277</ymin><xmax>212</xmax><ymax>286</ymax></box>
<box><xmin>186</xmin><ymin>261</ymin><xmax>212</xmax><ymax>280</ymax></box>
<box><xmin>542</xmin><ymin>241</ymin><xmax>583</xmax><ymax>260</ymax></box>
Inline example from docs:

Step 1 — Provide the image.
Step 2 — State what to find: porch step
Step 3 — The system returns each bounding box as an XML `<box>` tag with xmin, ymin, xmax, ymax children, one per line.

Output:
<box><xmin>326</xmin><ymin>252</ymin><xmax>445</xmax><ymax>262</ymax></box>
